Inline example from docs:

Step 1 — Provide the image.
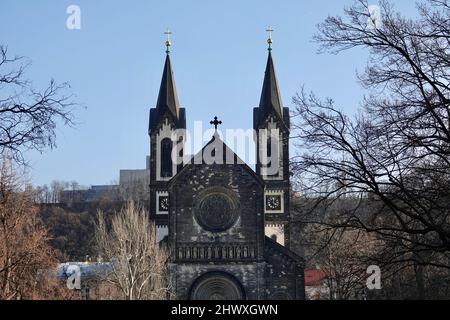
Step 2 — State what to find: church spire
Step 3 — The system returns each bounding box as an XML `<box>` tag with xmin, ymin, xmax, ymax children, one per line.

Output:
<box><xmin>149</xmin><ymin>30</ymin><xmax>186</xmax><ymax>135</ymax></box>
<box><xmin>155</xmin><ymin>32</ymin><xmax>180</xmax><ymax>119</ymax></box>
<box><xmin>254</xmin><ymin>28</ymin><xmax>289</xmax><ymax>132</ymax></box>
<box><xmin>258</xmin><ymin>45</ymin><xmax>284</xmax><ymax>120</ymax></box>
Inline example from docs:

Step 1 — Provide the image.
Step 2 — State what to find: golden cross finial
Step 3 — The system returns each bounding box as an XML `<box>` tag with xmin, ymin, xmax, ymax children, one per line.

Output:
<box><xmin>266</xmin><ymin>26</ymin><xmax>274</xmax><ymax>51</ymax></box>
<box><xmin>164</xmin><ymin>29</ymin><xmax>172</xmax><ymax>54</ymax></box>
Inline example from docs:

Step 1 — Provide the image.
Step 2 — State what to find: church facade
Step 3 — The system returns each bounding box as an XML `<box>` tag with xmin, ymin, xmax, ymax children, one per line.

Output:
<box><xmin>148</xmin><ymin>39</ymin><xmax>305</xmax><ymax>300</ymax></box>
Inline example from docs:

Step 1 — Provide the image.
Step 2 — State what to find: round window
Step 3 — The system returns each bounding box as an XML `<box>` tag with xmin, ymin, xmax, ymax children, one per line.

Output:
<box><xmin>194</xmin><ymin>188</ymin><xmax>239</xmax><ymax>232</ymax></box>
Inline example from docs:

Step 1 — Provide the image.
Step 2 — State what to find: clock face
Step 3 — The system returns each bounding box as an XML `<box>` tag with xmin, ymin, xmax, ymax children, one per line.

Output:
<box><xmin>159</xmin><ymin>196</ymin><xmax>169</xmax><ymax>212</ymax></box>
<box><xmin>266</xmin><ymin>195</ymin><xmax>282</xmax><ymax>211</ymax></box>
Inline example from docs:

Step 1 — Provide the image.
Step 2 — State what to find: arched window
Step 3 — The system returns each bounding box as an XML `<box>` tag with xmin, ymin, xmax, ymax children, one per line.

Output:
<box><xmin>160</xmin><ymin>138</ymin><xmax>173</xmax><ymax>178</ymax></box>
<box><xmin>267</xmin><ymin>138</ymin><xmax>272</xmax><ymax>158</ymax></box>
<box><xmin>270</xmin><ymin>234</ymin><xmax>277</xmax><ymax>242</ymax></box>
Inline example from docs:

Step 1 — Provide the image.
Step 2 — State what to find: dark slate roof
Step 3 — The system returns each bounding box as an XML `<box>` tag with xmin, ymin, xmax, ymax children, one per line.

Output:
<box><xmin>149</xmin><ymin>54</ymin><xmax>186</xmax><ymax>134</ymax></box>
<box><xmin>264</xmin><ymin>236</ymin><xmax>305</xmax><ymax>266</ymax></box>
<box><xmin>156</xmin><ymin>54</ymin><xmax>180</xmax><ymax>118</ymax></box>
<box><xmin>254</xmin><ymin>52</ymin><xmax>290</xmax><ymax>132</ymax></box>
<box><xmin>259</xmin><ymin>51</ymin><xmax>283</xmax><ymax>117</ymax></box>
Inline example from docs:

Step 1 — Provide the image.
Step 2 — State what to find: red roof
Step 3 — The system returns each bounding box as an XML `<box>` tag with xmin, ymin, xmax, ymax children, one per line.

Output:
<box><xmin>305</xmin><ymin>269</ymin><xmax>327</xmax><ymax>286</ymax></box>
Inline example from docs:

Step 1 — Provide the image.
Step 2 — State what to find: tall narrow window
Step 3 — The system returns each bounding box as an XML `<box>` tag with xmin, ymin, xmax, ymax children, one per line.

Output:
<box><xmin>161</xmin><ymin>138</ymin><xmax>173</xmax><ymax>178</ymax></box>
<box><xmin>267</xmin><ymin>138</ymin><xmax>272</xmax><ymax>158</ymax></box>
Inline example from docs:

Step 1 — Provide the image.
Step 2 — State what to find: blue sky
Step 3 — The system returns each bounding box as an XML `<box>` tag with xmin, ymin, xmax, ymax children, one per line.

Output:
<box><xmin>0</xmin><ymin>0</ymin><xmax>417</xmax><ymax>187</ymax></box>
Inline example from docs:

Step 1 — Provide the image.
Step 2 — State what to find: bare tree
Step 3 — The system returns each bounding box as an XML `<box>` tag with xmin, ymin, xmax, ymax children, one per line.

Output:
<box><xmin>312</xmin><ymin>227</ymin><xmax>382</xmax><ymax>300</ymax></box>
<box><xmin>291</xmin><ymin>0</ymin><xmax>450</xmax><ymax>294</ymax></box>
<box><xmin>0</xmin><ymin>45</ymin><xmax>78</xmax><ymax>164</ymax></box>
<box><xmin>0</xmin><ymin>159</ymin><xmax>67</xmax><ymax>299</ymax></box>
<box><xmin>49</xmin><ymin>180</ymin><xmax>66</xmax><ymax>203</ymax></box>
<box><xmin>95</xmin><ymin>201</ymin><xmax>171</xmax><ymax>300</ymax></box>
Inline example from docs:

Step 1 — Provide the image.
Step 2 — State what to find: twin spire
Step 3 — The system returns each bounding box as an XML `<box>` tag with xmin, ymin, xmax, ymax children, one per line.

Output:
<box><xmin>154</xmin><ymin>28</ymin><xmax>286</xmax><ymax>129</ymax></box>
<box><xmin>258</xmin><ymin>50</ymin><xmax>284</xmax><ymax>120</ymax></box>
<box><xmin>155</xmin><ymin>53</ymin><xmax>180</xmax><ymax>119</ymax></box>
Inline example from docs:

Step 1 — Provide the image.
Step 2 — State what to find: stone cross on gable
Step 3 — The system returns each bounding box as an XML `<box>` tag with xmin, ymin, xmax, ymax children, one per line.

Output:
<box><xmin>210</xmin><ymin>116</ymin><xmax>222</xmax><ymax>130</ymax></box>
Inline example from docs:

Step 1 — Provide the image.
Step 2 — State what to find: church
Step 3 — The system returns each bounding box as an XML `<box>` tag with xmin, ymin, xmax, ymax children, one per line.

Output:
<box><xmin>148</xmin><ymin>31</ymin><xmax>305</xmax><ymax>300</ymax></box>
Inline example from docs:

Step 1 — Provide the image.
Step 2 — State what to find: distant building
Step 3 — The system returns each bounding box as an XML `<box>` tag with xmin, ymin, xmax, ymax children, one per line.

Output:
<box><xmin>57</xmin><ymin>262</ymin><xmax>112</xmax><ymax>281</ymax></box>
<box><xmin>118</xmin><ymin>155</ymin><xmax>150</xmax><ymax>201</ymax></box>
<box><xmin>57</xmin><ymin>262</ymin><xmax>114</xmax><ymax>300</ymax></box>
<box><xmin>59</xmin><ymin>184</ymin><xmax>119</xmax><ymax>203</ymax></box>
<box><xmin>59</xmin><ymin>156</ymin><xmax>150</xmax><ymax>203</ymax></box>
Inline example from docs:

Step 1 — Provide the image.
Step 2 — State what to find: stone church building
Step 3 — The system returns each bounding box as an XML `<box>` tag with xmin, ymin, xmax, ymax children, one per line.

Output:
<box><xmin>148</xmin><ymin>38</ymin><xmax>305</xmax><ymax>300</ymax></box>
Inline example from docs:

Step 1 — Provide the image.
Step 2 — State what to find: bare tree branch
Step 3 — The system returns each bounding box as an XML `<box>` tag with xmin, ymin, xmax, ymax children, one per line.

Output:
<box><xmin>0</xmin><ymin>45</ymin><xmax>81</xmax><ymax>165</ymax></box>
<box><xmin>292</xmin><ymin>0</ymin><xmax>450</xmax><ymax>298</ymax></box>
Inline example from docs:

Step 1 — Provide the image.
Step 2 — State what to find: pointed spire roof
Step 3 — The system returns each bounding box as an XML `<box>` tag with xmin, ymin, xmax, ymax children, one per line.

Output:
<box><xmin>259</xmin><ymin>51</ymin><xmax>283</xmax><ymax>119</ymax></box>
<box><xmin>156</xmin><ymin>54</ymin><xmax>180</xmax><ymax>119</ymax></box>
<box><xmin>254</xmin><ymin>50</ymin><xmax>290</xmax><ymax>132</ymax></box>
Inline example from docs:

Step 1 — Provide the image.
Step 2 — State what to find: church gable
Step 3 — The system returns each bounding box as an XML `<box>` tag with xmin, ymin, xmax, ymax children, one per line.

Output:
<box><xmin>170</xmin><ymin>133</ymin><xmax>265</xmax><ymax>187</ymax></box>
<box><xmin>168</xmin><ymin>161</ymin><xmax>265</xmax><ymax>251</ymax></box>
